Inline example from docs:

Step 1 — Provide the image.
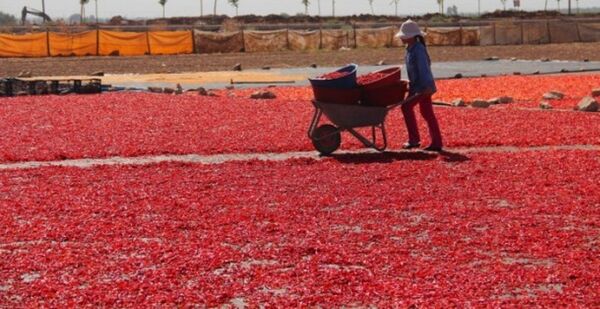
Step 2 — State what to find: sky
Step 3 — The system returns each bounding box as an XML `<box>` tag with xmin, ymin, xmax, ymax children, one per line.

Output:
<box><xmin>2</xmin><ymin>0</ymin><xmax>597</xmax><ymax>20</ymax></box>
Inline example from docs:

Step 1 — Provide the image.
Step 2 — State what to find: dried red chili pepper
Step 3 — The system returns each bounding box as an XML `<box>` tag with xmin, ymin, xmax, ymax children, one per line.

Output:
<box><xmin>1</xmin><ymin>149</ymin><xmax>599</xmax><ymax>306</ymax></box>
<box><xmin>318</xmin><ymin>71</ymin><xmax>351</xmax><ymax>80</ymax></box>
<box><xmin>357</xmin><ymin>72</ymin><xmax>387</xmax><ymax>85</ymax></box>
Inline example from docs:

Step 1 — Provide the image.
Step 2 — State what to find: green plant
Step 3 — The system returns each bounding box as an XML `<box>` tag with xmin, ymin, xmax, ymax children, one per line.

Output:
<box><xmin>228</xmin><ymin>0</ymin><xmax>240</xmax><ymax>16</ymax></box>
<box><xmin>0</xmin><ymin>11</ymin><xmax>17</xmax><ymax>25</ymax></box>
<box><xmin>80</xmin><ymin>0</ymin><xmax>90</xmax><ymax>23</ymax></box>
<box><xmin>301</xmin><ymin>0</ymin><xmax>310</xmax><ymax>15</ymax></box>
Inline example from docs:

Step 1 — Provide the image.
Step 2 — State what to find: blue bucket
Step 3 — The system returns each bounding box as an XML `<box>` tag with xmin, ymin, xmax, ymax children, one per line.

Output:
<box><xmin>309</xmin><ymin>64</ymin><xmax>358</xmax><ymax>89</ymax></box>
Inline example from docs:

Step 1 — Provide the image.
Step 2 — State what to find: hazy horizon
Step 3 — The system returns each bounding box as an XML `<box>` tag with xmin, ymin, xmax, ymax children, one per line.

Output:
<box><xmin>3</xmin><ymin>0</ymin><xmax>598</xmax><ymax>20</ymax></box>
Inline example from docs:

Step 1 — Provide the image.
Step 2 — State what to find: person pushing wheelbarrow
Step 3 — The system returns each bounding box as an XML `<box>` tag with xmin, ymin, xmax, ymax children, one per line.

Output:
<box><xmin>308</xmin><ymin>20</ymin><xmax>444</xmax><ymax>155</ymax></box>
<box><xmin>396</xmin><ymin>19</ymin><xmax>444</xmax><ymax>152</ymax></box>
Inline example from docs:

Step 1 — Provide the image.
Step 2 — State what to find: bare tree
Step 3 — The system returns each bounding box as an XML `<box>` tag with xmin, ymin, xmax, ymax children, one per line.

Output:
<box><xmin>213</xmin><ymin>0</ymin><xmax>218</xmax><ymax>15</ymax></box>
<box><xmin>228</xmin><ymin>0</ymin><xmax>239</xmax><ymax>16</ymax></box>
<box><xmin>158</xmin><ymin>0</ymin><xmax>167</xmax><ymax>18</ymax></box>
<box><xmin>390</xmin><ymin>0</ymin><xmax>400</xmax><ymax>16</ymax></box>
<box><xmin>200</xmin><ymin>0</ymin><xmax>204</xmax><ymax>16</ymax></box>
<box><xmin>556</xmin><ymin>0</ymin><xmax>561</xmax><ymax>11</ymax></box>
<box><xmin>436</xmin><ymin>0</ymin><xmax>444</xmax><ymax>14</ymax></box>
<box><xmin>302</xmin><ymin>0</ymin><xmax>310</xmax><ymax>15</ymax></box>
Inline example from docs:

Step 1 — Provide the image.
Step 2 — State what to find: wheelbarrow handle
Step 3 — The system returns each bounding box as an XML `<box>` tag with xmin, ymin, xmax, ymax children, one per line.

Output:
<box><xmin>386</xmin><ymin>94</ymin><xmax>422</xmax><ymax>111</ymax></box>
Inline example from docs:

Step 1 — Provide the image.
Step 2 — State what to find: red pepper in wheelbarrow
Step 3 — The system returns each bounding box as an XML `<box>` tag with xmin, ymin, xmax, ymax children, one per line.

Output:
<box><xmin>318</xmin><ymin>71</ymin><xmax>351</xmax><ymax>80</ymax></box>
<box><xmin>357</xmin><ymin>72</ymin><xmax>388</xmax><ymax>85</ymax></box>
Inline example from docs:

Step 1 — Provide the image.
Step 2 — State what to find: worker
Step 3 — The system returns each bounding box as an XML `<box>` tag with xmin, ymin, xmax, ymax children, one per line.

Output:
<box><xmin>396</xmin><ymin>20</ymin><xmax>444</xmax><ymax>152</ymax></box>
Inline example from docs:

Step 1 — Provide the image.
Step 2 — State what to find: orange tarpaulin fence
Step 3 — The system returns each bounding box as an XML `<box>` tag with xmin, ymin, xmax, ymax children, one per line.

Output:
<box><xmin>193</xmin><ymin>30</ymin><xmax>244</xmax><ymax>53</ymax></box>
<box><xmin>355</xmin><ymin>27</ymin><xmax>394</xmax><ymax>48</ymax></box>
<box><xmin>148</xmin><ymin>31</ymin><xmax>193</xmax><ymax>55</ymax></box>
<box><xmin>522</xmin><ymin>22</ymin><xmax>550</xmax><ymax>44</ymax></box>
<box><xmin>49</xmin><ymin>31</ymin><xmax>97</xmax><ymax>56</ymax></box>
<box><xmin>0</xmin><ymin>32</ymin><xmax>48</xmax><ymax>57</ymax></box>
<box><xmin>461</xmin><ymin>27</ymin><xmax>480</xmax><ymax>46</ymax></box>
<box><xmin>288</xmin><ymin>30</ymin><xmax>320</xmax><ymax>51</ymax></box>
<box><xmin>1</xmin><ymin>23</ymin><xmax>599</xmax><ymax>58</ymax></box>
<box><xmin>244</xmin><ymin>30</ymin><xmax>288</xmax><ymax>52</ymax></box>
<box><xmin>495</xmin><ymin>22</ymin><xmax>523</xmax><ymax>45</ymax></box>
<box><xmin>393</xmin><ymin>27</ymin><xmax>479</xmax><ymax>47</ymax></box>
<box><xmin>425</xmin><ymin>27</ymin><xmax>462</xmax><ymax>46</ymax></box>
<box><xmin>479</xmin><ymin>26</ymin><xmax>495</xmax><ymax>45</ymax></box>
<box><xmin>320</xmin><ymin>30</ymin><xmax>349</xmax><ymax>50</ymax></box>
<box><xmin>578</xmin><ymin>23</ymin><xmax>600</xmax><ymax>42</ymax></box>
<box><xmin>549</xmin><ymin>21</ymin><xmax>579</xmax><ymax>43</ymax></box>
<box><xmin>98</xmin><ymin>30</ymin><xmax>148</xmax><ymax>56</ymax></box>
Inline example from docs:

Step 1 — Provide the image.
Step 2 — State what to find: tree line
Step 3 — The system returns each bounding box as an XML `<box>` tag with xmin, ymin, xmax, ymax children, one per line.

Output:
<box><xmin>7</xmin><ymin>0</ymin><xmax>585</xmax><ymax>26</ymax></box>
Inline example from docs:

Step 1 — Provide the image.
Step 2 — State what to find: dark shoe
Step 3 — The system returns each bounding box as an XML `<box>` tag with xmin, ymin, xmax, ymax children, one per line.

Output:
<box><xmin>423</xmin><ymin>145</ymin><xmax>443</xmax><ymax>152</ymax></box>
<box><xmin>402</xmin><ymin>142</ymin><xmax>421</xmax><ymax>149</ymax></box>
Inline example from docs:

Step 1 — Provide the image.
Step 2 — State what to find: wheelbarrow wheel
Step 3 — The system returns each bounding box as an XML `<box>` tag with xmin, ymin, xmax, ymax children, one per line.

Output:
<box><xmin>312</xmin><ymin>124</ymin><xmax>341</xmax><ymax>155</ymax></box>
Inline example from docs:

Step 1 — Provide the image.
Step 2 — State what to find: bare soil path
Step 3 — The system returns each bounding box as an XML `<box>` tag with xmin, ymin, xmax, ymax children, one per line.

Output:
<box><xmin>1</xmin><ymin>144</ymin><xmax>599</xmax><ymax>171</ymax></box>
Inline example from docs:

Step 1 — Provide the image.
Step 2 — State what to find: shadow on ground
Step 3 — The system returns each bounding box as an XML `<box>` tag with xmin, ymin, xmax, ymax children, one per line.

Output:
<box><xmin>330</xmin><ymin>150</ymin><xmax>470</xmax><ymax>164</ymax></box>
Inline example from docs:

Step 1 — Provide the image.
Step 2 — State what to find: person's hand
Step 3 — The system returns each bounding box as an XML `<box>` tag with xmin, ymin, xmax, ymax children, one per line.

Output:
<box><xmin>403</xmin><ymin>94</ymin><xmax>420</xmax><ymax>105</ymax></box>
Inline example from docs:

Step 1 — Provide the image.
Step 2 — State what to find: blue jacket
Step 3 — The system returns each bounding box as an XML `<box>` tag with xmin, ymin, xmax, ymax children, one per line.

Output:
<box><xmin>405</xmin><ymin>41</ymin><xmax>437</xmax><ymax>96</ymax></box>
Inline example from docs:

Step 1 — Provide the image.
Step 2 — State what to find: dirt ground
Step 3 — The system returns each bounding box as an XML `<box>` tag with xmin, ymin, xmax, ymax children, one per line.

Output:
<box><xmin>1</xmin><ymin>42</ymin><xmax>599</xmax><ymax>77</ymax></box>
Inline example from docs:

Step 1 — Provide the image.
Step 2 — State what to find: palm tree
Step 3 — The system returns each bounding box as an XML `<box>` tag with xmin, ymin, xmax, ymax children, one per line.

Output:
<box><xmin>545</xmin><ymin>0</ymin><xmax>548</xmax><ymax>11</ymax></box>
<box><xmin>500</xmin><ymin>0</ymin><xmax>507</xmax><ymax>10</ymax></box>
<box><xmin>301</xmin><ymin>0</ymin><xmax>310</xmax><ymax>15</ymax></box>
<box><xmin>332</xmin><ymin>0</ymin><xmax>336</xmax><ymax>17</ymax></box>
<box><xmin>436</xmin><ymin>0</ymin><xmax>444</xmax><ymax>14</ymax></box>
<box><xmin>228</xmin><ymin>0</ymin><xmax>239</xmax><ymax>16</ymax></box>
<box><xmin>159</xmin><ymin>0</ymin><xmax>167</xmax><ymax>18</ymax></box>
<box><xmin>390</xmin><ymin>0</ymin><xmax>400</xmax><ymax>16</ymax></box>
<box><xmin>80</xmin><ymin>0</ymin><xmax>89</xmax><ymax>23</ymax></box>
<box><xmin>556</xmin><ymin>0</ymin><xmax>561</xmax><ymax>11</ymax></box>
<box><xmin>368</xmin><ymin>0</ymin><xmax>375</xmax><ymax>14</ymax></box>
<box><xmin>200</xmin><ymin>0</ymin><xmax>204</xmax><ymax>16</ymax></box>
<box><xmin>318</xmin><ymin>0</ymin><xmax>321</xmax><ymax>15</ymax></box>
<box><xmin>213</xmin><ymin>0</ymin><xmax>218</xmax><ymax>15</ymax></box>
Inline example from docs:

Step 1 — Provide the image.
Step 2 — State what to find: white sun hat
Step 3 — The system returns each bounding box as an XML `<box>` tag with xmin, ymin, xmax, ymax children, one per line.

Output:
<box><xmin>395</xmin><ymin>19</ymin><xmax>426</xmax><ymax>39</ymax></box>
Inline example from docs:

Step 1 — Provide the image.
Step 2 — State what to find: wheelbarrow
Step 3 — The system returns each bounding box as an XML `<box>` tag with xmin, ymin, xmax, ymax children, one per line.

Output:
<box><xmin>307</xmin><ymin>100</ymin><xmax>406</xmax><ymax>155</ymax></box>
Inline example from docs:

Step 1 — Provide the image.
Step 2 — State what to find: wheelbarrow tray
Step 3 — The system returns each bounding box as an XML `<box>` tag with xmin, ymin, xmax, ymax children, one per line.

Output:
<box><xmin>313</xmin><ymin>101</ymin><xmax>388</xmax><ymax>128</ymax></box>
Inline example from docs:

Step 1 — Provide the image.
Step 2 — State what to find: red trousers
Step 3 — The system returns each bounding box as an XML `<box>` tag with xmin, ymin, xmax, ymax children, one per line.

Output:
<box><xmin>401</xmin><ymin>94</ymin><xmax>443</xmax><ymax>147</ymax></box>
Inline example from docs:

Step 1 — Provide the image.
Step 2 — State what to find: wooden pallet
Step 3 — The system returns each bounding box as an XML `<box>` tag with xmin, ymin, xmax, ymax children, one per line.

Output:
<box><xmin>0</xmin><ymin>78</ymin><xmax>102</xmax><ymax>97</ymax></box>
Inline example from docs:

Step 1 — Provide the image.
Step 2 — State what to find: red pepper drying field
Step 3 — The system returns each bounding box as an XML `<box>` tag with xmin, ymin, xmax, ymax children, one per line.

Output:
<box><xmin>221</xmin><ymin>74</ymin><xmax>600</xmax><ymax>108</ymax></box>
<box><xmin>0</xmin><ymin>150</ymin><xmax>599</xmax><ymax>306</ymax></box>
<box><xmin>1</xmin><ymin>74</ymin><xmax>599</xmax><ymax>163</ymax></box>
<box><xmin>0</xmin><ymin>74</ymin><xmax>599</xmax><ymax>306</ymax></box>
<box><xmin>434</xmin><ymin>75</ymin><xmax>600</xmax><ymax>109</ymax></box>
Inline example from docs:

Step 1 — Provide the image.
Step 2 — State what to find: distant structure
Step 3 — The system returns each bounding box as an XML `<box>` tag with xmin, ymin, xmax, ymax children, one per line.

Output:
<box><xmin>21</xmin><ymin>6</ymin><xmax>52</xmax><ymax>25</ymax></box>
<box><xmin>446</xmin><ymin>5</ymin><xmax>458</xmax><ymax>16</ymax></box>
